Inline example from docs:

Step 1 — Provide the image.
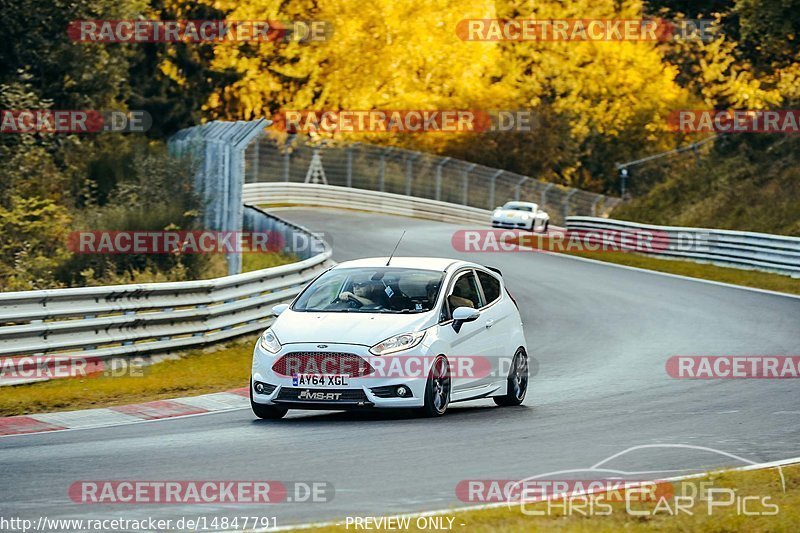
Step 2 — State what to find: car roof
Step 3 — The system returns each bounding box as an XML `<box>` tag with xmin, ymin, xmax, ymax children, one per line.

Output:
<box><xmin>333</xmin><ymin>257</ymin><xmax>477</xmax><ymax>272</ymax></box>
<box><xmin>504</xmin><ymin>201</ymin><xmax>538</xmax><ymax>207</ymax></box>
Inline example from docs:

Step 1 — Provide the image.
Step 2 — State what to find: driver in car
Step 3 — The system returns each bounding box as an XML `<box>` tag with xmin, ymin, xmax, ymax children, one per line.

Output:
<box><xmin>340</xmin><ymin>279</ymin><xmax>383</xmax><ymax>307</ymax></box>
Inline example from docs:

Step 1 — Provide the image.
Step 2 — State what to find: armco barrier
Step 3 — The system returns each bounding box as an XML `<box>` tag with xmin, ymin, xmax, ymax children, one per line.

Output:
<box><xmin>0</xmin><ymin>208</ymin><xmax>332</xmax><ymax>385</ymax></box>
<box><xmin>566</xmin><ymin>216</ymin><xmax>800</xmax><ymax>278</ymax></box>
<box><xmin>242</xmin><ymin>182</ymin><xmax>492</xmax><ymax>225</ymax></box>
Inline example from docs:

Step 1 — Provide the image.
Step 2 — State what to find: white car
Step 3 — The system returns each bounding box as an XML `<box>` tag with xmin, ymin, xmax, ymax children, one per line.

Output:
<box><xmin>491</xmin><ymin>201</ymin><xmax>550</xmax><ymax>232</ymax></box>
<box><xmin>250</xmin><ymin>257</ymin><xmax>529</xmax><ymax>418</ymax></box>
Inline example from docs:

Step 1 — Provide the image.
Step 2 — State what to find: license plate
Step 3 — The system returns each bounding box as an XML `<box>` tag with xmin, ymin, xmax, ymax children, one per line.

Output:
<box><xmin>292</xmin><ymin>374</ymin><xmax>350</xmax><ymax>387</ymax></box>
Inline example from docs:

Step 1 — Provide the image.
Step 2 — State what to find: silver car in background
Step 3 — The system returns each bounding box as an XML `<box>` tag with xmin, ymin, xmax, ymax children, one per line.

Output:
<box><xmin>491</xmin><ymin>201</ymin><xmax>550</xmax><ymax>232</ymax></box>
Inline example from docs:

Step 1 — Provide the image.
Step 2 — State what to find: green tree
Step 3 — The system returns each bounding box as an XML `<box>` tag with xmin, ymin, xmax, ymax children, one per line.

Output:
<box><xmin>0</xmin><ymin>196</ymin><xmax>72</xmax><ymax>290</ymax></box>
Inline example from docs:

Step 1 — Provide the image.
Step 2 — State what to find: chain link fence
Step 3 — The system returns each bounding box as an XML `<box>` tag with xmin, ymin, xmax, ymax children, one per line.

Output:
<box><xmin>244</xmin><ymin>138</ymin><xmax>620</xmax><ymax>225</ymax></box>
<box><xmin>169</xmin><ymin>119</ymin><xmax>269</xmax><ymax>274</ymax></box>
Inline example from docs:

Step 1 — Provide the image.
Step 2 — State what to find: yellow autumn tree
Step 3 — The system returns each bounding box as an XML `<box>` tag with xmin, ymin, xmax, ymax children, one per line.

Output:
<box><xmin>176</xmin><ymin>0</ymin><xmax>694</xmax><ymax>189</ymax></box>
<box><xmin>488</xmin><ymin>0</ymin><xmax>689</xmax><ymax>187</ymax></box>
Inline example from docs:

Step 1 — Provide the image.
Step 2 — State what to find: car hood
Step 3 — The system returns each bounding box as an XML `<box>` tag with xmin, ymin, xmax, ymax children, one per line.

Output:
<box><xmin>272</xmin><ymin>309</ymin><xmax>437</xmax><ymax>347</ymax></box>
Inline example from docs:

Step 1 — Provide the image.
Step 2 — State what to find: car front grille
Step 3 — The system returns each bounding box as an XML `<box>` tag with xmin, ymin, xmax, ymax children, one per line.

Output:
<box><xmin>275</xmin><ymin>387</ymin><xmax>369</xmax><ymax>403</ymax></box>
<box><xmin>272</xmin><ymin>352</ymin><xmax>374</xmax><ymax>377</ymax></box>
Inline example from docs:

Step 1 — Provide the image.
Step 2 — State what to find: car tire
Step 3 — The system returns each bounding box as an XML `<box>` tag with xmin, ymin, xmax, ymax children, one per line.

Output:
<box><xmin>543</xmin><ymin>220</ymin><xmax>549</xmax><ymax>233</ymax></box>
<box><xmin>420</xmin><ymin>355</ymin><xmax>451</xmax><ymax>417</ymax></box>
<box><xmin>494</xmin><ymin>348</ymin><xmax>528</xmax><ymax>407</ymax></box>
<box><xmin>250</xmin><ymin>380</ymin><xmax>288</xmax><ymax>419</ymax></box>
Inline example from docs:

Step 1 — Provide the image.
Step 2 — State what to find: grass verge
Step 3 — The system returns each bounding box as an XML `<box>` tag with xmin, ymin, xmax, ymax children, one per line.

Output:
<box><xmin>510</xmin><ymin>234</ymin><xmax>800</xmax><ymax>296</ymax></box>
<box><xmin>242</xmin><ymin>251</ymin><xmax>296</xmax><ymax>272</ymax></box>
<box><xmin>301</xmin><ymin>463</ymin><xmax>799</xmax><ymax>532</ymax></box>
<box><xmin>0</xmin><ymin>336</ymin><xmax>256</xmax><ymax>417</ymax></box>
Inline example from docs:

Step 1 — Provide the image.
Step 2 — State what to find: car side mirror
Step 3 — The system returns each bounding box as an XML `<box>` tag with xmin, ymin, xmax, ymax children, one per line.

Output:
<box><xmin>452</xmin><ymin>307</ymin><xmax>480</xmax><ymax>333</ymax></box>
<box><xmin>272</xmin><ymin>303</ymin><xmax>289</xmax><ymax>316</ymax></box>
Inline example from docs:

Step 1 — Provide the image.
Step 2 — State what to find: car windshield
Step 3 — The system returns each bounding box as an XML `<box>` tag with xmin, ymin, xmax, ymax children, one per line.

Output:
<box><xmin>503</xmin><ymin>202</ymin><xmax>535</xmax><ymax>212</ymax></box>
<box><xmin>292</xmin><ymin>267</ymin><xmax>445</xmax><ymax>313</ymax></box>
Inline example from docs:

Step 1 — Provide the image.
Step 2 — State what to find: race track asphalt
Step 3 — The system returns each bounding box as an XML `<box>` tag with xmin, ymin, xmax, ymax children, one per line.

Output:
<box><xmin>1</xmin><ymin>208</ymin><xmax>799</xmax><ymax>529</ymax></box>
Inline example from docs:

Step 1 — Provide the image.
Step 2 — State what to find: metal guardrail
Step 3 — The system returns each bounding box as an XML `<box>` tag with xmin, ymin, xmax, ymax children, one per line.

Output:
<box><xmin>566</xmin><ymin>216</ymin><xmax>800</xmax><ymax>278</ymax></box>
<box><xmin>245</xmin><ymin>138</ymin><xmax>620</xmax><ymax>225</ymax></box>
<box><xmin>0</xmin><ymin>208</ymin><xmax>332</xmax><ymax>385</ymax></box>
<box><xmin>243</xmin><ymin>182</ymin><xmax>492</xmax><ymax>225</ymax></box>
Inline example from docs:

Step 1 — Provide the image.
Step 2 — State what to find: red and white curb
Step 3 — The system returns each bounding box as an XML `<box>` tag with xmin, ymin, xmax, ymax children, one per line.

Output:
<box><xmin>0</xmin><ymin>388</ymin><xmax>250</xmax><ymax>437</ymax></box>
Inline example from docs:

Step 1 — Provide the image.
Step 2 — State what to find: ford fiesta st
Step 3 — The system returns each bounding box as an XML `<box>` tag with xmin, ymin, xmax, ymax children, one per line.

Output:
<box><xmin>250</xmin><ymin>257</ymin><xmax>529</xmax><ymax>418</ymax></box>
<box><xmin>491</xmin><ymin>201</ymin><xmax>550</xmax><ymax>232</ymax></box>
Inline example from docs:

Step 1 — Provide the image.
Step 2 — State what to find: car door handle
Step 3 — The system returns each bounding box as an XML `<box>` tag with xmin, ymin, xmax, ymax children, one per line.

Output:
<box><xmin>485</xmin><ymin>319</ymin><xmax>495</xmax><ymax>329</ymax></box>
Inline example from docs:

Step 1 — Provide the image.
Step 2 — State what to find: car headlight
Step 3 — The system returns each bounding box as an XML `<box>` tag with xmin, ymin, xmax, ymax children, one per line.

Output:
<box><xmin>521</xmin><ymin>214</ymin><xmax>531</xmax><ymax>220</ymax></box>
<box><xmin>493</xmin><ymin>210</ymin><xmax>502</xmax><ymax>217</ymax></box>
<box><xmin>370</xmin><ymin>331</ymin><xmax>426</xmax><ymax>355</ymax></box>
<box><xmin>259</xmin><ymin>328</ymin><xmax>282</xmax><ymax>353</ymax></box>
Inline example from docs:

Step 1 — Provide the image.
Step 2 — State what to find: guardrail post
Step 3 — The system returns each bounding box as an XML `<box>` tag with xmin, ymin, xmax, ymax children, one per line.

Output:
<box><xmin>563</xmin><ymin>189</ymin><xmax>578</xmax><ymax>221</ymax></box>
<box><xmin>346</xmin><ymin>145</ymin><xmax>353</xmax><ymax>188</ymax></box>
<box><xmin>216</xmin><ymin>140</ymin><xmax>228</xmax><ymax>231</ymax></box>
<box><xmin>405</xmin><ymin>153</ymin><xmax>419</xmax><ymax>196</ymax></box>
<box><xmin>283</xmin><ymin>145</ymin><xmax>291</xmax><ymax>182</ymax></box>
<box><xmin>435</xmin><ymin>157</ymin><xmax>450</xmax><ymax>202</ymax></box>
<box><xmin>249</xmin><ymin>140</ymin><xmax>260</xmax><ymax>183</ymax></box>
<box><xmin>541</xmin><ymin>183</ymin><xmax>554</xmax><ymax>209</ymax></box>
<box><xmin>254</xmin><ymin>140</ymin><xmax>262</xmax><ymax>183</ymax></box>
<box><xmin>591</xmin><ymin>196</ymin><xmax>603</xmax><ymax>217</ymax></box>
<box><xmin>227</xmin><ymin>139</ymin><xmax>243</xmax><ymax>275</ymax></box>
<box><xmin>462</xmin><ymin>163</ymin><xmax>475</xmax><ymax>205</ymax></box>
<box><xmin>379</xmin><ymin>148</ymin><xmax>392</xmax><ymax>192</ymax></box>
<box><xmin>515</xmin><ymin>176</ymin><xmax>528</xmax><ymax>201</ymax></box>
<box><xmin>488</xmin><ymin>170</ymin><xmax>503</xmax><ymax>209</ymax></box>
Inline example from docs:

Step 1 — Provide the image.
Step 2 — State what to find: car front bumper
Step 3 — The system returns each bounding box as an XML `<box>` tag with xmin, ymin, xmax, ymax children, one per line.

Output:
<box><xmin>492</xmin><ymin>215</ymin><xmax>533</xmax><ymax>229</ymax></box>
<box><xmin>251</xmin><ymin>342</ymin><xmax>429</xmax><ymax>409</ymax></box>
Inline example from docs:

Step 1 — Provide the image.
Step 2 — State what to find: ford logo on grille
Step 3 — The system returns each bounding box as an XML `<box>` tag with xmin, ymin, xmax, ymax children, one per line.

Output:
<box><xmin>317</xmin><ymin>344</ymin><xmax>328</xmax><ymax>348</ymax></box>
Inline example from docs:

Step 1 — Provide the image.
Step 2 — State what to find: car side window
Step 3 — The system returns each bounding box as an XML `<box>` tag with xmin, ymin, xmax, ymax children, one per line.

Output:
<box><xmin>476</xmin><ymin>271</ymin><xmax>501</xmax><ymax>306</ymax></box>
<box><xmin>445</xmin><ymin>271</ymin><xmax>482</xmax><ymax>318</ymax></box>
